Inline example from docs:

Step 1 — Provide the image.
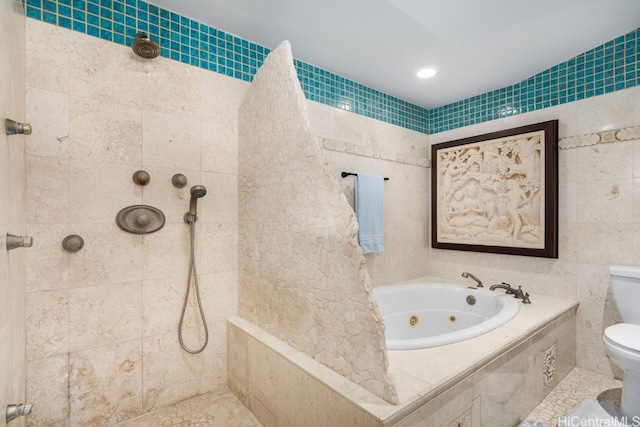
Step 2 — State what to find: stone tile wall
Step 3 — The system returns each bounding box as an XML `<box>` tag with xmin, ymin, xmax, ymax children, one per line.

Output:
<box><xmin>23</xmin><ymin>19</ymin><xmax>246</xmax><ymax>426</ymax></box>
<box><xmin>0</xmin><ymin>1</ymin><xmax>26</xmax><ymax>426</ymax></box>
<box><xmin>427</xmin><ymin>86</ymin><xmax>640</xmax><ymax>378</ymax></box>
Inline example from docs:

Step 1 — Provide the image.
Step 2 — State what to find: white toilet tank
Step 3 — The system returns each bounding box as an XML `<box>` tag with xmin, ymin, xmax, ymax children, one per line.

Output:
<box><xmin>610</xmin><ymin>265</ymin><xmax>640</xmax><ymax>324</ymax></box>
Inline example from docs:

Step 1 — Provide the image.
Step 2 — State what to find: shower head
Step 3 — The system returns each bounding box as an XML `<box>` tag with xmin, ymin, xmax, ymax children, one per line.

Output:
<box><xmin>190</xmin><ymin>185</ymin><xmax>207</xmax><ymax>198</ymax></box>
<box><xmin>131</xmin><ymin>32</ymin><xmax>159</xmax><ymax>59</ymax></box>
<box><xmin>185</xmin><ymin>185</ymin><xmax>207</xmax><ymax>224</ymax></box>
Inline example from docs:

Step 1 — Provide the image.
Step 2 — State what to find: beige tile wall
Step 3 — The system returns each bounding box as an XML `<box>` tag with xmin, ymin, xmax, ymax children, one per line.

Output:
<box><xmin>0</xmin><ymin>1</ymin><xmax>26</xmax><ymax>427</ymax></box>
<box><xmin>427</xmin><ymin>86</ymin><xmax>640</xmax><ymax>378</ymax></box>
<box><xmin>24</xmin><ymin>19</ymin><xmax>246</xmax><ymax>426</ymax></box>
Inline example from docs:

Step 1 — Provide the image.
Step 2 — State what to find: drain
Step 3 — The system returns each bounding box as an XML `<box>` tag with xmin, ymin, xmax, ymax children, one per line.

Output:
<box><xmin>449</xmin><ymin>315</ymin><xmax>457</xmax><ymax>323</ymax></box>
<box><xmin>466</xmin><ymin>295</ymin><xmax>476</xmax><ymax>305</ymax></box>
<box><xmin>409</xmin><ymin>315</ymin><xmax>419</xmax><ymax>327</ymax></box>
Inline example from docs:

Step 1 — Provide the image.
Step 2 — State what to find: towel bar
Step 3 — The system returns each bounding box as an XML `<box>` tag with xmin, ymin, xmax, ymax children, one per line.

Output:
<box><xmin>341</xmin><ymin>172</ymin><xmax>389</xmax><ymax>181</ymax></box>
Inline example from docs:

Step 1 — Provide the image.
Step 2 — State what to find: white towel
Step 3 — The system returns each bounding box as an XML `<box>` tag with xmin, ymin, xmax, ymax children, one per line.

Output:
<box><xmin>355</xmin><ymin>173</ymin><xmax>384</xmax><ymax>253</ymax></box>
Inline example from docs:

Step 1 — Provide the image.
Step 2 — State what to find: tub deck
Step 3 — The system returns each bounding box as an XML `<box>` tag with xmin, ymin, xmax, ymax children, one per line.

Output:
<box><xmin>228</xmin><ymin>281</ymin><xmax>578</xmax><ymax>426</ymax></box>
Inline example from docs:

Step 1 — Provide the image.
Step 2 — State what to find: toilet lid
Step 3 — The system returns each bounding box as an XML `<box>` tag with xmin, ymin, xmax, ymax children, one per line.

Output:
<box><xmin>604</xmin><ymin>324</ymin><xmax>640</xmax><ymax>352</ymax></box>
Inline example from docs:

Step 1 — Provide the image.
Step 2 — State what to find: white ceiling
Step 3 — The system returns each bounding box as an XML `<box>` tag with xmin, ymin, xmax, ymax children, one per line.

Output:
<box><xmin>146</xmin><ymin>0</ymin><xmax>640</xmax><ymax>109</ymax></box>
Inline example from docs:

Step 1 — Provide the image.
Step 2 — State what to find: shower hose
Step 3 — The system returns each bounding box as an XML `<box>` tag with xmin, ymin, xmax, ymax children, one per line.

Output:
<box><xmin>178</xmin><ymin>221</ymin><xmax>209</xmax><ymax>354</ymax></box>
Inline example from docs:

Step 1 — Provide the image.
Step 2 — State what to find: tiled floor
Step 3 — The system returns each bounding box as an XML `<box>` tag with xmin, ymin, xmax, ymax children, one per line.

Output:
<box><xmin>113</xmin><ymin>388</ymin><xmax>262</xmax><ymax>427</ymax></box>
<box><xmin>525</xmin><ymin>367</ymin><xmax>622</xmax><ymax>426</ymax></box>
<box><xmin>115</xmin><ymin>367</ymin><xmax>621</xmax><ymax>426</ymax></box>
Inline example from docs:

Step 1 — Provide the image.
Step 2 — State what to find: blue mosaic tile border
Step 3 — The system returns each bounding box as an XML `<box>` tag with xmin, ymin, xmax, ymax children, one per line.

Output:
<box><xmin>23</xmin><ymin>1</ymin><xmax>639</xmax><ymax>136</ymax></box>
<box><xmin>429</xmin><ymin>27</ymin><xmax>640</xmax><ymax>134</ymax></box>
<box><xmin>24</xmin><ymin>0</ymin><xmax>429</xmax><ymax>133</ymax></box>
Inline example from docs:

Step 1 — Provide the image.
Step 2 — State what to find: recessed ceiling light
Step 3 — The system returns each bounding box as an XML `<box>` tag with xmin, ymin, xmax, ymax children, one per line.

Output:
<box><xmin>417</xmin><ymin>67</ymin><xmax>437</xmax><ymax>79</ymax></box>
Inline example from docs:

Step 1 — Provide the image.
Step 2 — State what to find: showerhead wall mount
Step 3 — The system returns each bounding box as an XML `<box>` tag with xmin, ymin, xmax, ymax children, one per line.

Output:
<box><xmin>184</xmin><ymin>185</ymin><xmax>207</xmax><ymax>224</ymax></box>
<box><xmin>131</xmin><ymin>32</ymin><xmax>159</xmax><ymax>59</ymax></box>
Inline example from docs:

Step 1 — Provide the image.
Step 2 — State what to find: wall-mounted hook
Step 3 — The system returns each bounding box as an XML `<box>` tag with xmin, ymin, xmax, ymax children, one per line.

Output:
<box><xmin>5</xmin><ymin>119</ymin><xmax>32</xmax><ymax>135</ymax></box>
<box><xmin>132</xmin><ymin>170</ymin><xmax>150</xmax><ymax>186</ymax></box>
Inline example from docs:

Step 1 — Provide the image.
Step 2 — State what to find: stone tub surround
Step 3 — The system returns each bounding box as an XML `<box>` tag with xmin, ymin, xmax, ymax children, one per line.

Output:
<box><xmin>228</xmin><ymin>280</ymin><xmax>577</xmax><ymax>426</ymax></box>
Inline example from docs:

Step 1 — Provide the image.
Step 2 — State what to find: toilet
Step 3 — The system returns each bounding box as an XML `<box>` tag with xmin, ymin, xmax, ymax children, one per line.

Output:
<box><xmin>603</xmin><ymin>265</ymin><xmax>640</xmax><ymax>417</ymax></box>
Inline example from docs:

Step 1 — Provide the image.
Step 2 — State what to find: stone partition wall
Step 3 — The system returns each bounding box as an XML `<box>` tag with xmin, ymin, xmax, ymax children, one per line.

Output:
<box><xmin>238</xmin><ymin>41</ymin><xmax>398</xmax><ymax>404</ymax></box>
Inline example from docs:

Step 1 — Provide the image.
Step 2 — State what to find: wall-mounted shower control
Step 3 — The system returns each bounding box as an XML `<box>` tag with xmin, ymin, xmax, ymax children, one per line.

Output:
<box><xmin>132</xmin><ymin>170</ymin><xmax>150</xmax><ymax>186</ymax></box>
<box><xmin>6</xmin><ymin>403</ymin><xmax>32</xmax><ymax>423</ymax></box>
<box><xmin>172</xmin><ymin>173</ymin><xmax>187</xmax><ymax>188</ymax></box>
<box><xmin>5</xmin><ymin>118</ymin><xmax>32</xmax><ymax>136</ymax></box>
<box><xmin>62</xmin><ymin>235</ymin><xmax>84</xmax><ymax>252</ymax></box>
<box><xmin>6</xmin><ymin>234</ymin><xmax>33</xmax><ymax>250</ymax></box>
<box><xmin>116</xmin><ymin>205</ymin><xmax>165</xmax><ymax>234</ymax></box>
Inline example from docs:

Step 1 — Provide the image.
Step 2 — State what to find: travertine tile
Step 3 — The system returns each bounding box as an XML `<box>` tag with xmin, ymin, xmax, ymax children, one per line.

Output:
<box><xmin>69</xmin><ymin>96</ymin><xmax>143</xmax><ymax>165</ymax></box>
<box><xmin>68</xmin><ymin>30</ymin><xmax>143</xmax><ymax>108</ymax></box>
<box><xmin>26</xmin><ymin>289</ymin><xmax>69</xmax><ymax>360</ymax></box>
<box><xmin>25</xmin><ymin>87</ymin><xmax>69</xmax><ymax>158</ymax></box>
<box><xmin>69</xmin><ymin>340</ymin><xmax>143</xmax><ymax>426</ymax></box>
<box><xmin>68</xmin><ymin>281</ymin><xmax>142</xmax><ymax>352</ymax></box>
<box><xmin>26</xmin><ymin>355</ymin><xmax>69</xmax><ymax>427</ymax></box>
<box><xmin>25</xmin><ymin>19</ymin><xmax>69</xmax><ymax>93</ymax></box>
<box><xmin>142</xmin><ymin>109</ymin><xmax>202</xmax><ymax>169</ymax></box>
<box><xmin>26</xmin><ymin>155</ymin><xmax>70</xmax><ymax>224</ymax></box>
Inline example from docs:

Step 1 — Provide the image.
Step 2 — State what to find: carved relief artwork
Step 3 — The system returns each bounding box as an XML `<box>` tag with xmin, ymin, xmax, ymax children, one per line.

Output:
<box><xmin>432</xmin><ymin>120</ymin><xmax>559</xmax><ymax>258</ymax></box>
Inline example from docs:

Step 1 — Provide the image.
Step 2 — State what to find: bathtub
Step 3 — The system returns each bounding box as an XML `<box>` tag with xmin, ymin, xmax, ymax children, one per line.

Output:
<box><xmin>373</xmin><ymin>282</ymin><xmax>521</xmax><ymax>350</ymax></box>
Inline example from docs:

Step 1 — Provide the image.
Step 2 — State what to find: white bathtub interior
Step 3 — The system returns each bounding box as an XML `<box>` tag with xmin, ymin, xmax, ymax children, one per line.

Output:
<box><xmin>374</xmin><ymin>282</ymin><xmax>521</xmax><ymax>349</ymax></box>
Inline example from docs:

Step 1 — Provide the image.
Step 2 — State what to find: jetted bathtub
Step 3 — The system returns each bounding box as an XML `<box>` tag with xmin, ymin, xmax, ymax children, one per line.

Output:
<box><xmin>373</xmin><ymin>282</ymin><xmax>521</xmax><ymax>350</ymax></box>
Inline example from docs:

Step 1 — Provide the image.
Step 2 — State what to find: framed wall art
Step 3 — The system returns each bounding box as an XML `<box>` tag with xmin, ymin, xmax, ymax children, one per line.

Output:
<box><xmin>431</xmin><ymin>120</ymin><xmax>558</xmax><ymax>258</ymax></box>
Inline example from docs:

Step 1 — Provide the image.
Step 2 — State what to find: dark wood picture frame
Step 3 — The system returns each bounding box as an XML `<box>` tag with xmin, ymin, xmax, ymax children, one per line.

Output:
<box><xmin>431</xmin><ymin>120</ymin><xmax>558</xmax><ymax>258</ymax></box>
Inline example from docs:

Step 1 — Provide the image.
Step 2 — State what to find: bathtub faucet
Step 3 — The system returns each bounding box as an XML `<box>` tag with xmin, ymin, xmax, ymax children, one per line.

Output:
<box><xmin>461</xmin><ymin>272</ymin><xmax>483</xmax><ymax>288</ymax></box>
<box><xmin>490</xmin><ymin>282</ymin><xmax>531</xmax><ymax>303</ymax></box>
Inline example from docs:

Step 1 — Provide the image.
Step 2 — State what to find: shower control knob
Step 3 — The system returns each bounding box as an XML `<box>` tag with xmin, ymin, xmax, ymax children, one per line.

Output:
<box><xmin>6</xmin><ymin>234</ymin><xmax>33</xmax><ymax>250</ymax></box>
<box><xmin>132</xmin><ymin>170</ymin><xmax>150</xmax><ymax>186</ymax></box>
<box><xmin>136</xmin><ymin>214</ymin><xmax>151</xmax><ymax>227</ymax></box>
<box><xmin>62</xmin><ymin>235</ymin><xmax>84</xmax><ymax>252</ymax></box>
<box><xmin>172</xmin><ymin>174</ymin><xmax>187</xmax><ymax>188</ymax></box>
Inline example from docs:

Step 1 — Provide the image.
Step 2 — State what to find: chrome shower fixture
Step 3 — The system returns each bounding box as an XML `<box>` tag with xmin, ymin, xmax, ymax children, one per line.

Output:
<box><xmin>5</xmin><ymin>118</ymin><xmax>32</xmax><ymax>135</ymax></box>
<box><xmin>184</xmin><ymin>185</ymin><xmax>207</xmax><ymax>224</ymax></box>
<box><xmin>131</xmin><ymin>32</ymin><xmax>160</xmax><ymax>59</ymax></box>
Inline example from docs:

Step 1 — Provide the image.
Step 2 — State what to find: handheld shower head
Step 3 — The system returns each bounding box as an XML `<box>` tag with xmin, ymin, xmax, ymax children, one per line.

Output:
<box><xmin>185</xmin><ymin>185</ymin><xmax>207</xmax><ymax>223</ymax></box>
<box><xmin>190</xmin><ymin>185</ymin><xmax>207</xmax><ymax>198</ymax></box>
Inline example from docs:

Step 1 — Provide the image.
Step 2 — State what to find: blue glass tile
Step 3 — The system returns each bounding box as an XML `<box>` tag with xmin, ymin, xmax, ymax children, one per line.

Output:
<box><xmin>87</xmin><ymin>13</ymin><xmax>98</xmax><ymax>26</ymax></box>
<box><xmin>27</xmin><ymin>0</ymin><xmax>41</xmax><ymax>6</ymax></box>
<box><xmin>72</xmin><ymin>20</ymin><xmax>85</xmax><ymax>32</ymax></box>
<box><xmin>113</xmin><ymin>1</ymin><xmax>123</xmax><ymax>12</ymax></box>
<box><xmin>59</xmin><ymin>4</ymin><xmax>71</xmax><ymax>17</ymax></box>
<box><xmin>87</xmin><ymin>2</ymin><xmax>98</xmax><ymax>14</ymax></box>
<box><xmin>113</xmin><ymin>33</ymin><xmax>124</xmax><ymax>44</ymax></box>
<box><xmin>138</xmin><ymin>21</ymin><xmax>147</xmax><ymax>32</ymax></box>
<box><xmin>100</xmin><ymin>18</ymin><xmax>111</xmax><ymax>30</ymax></box>
<box><xmin>26</xmin><ymin>6</ymin><xmax>41</xmax><ymax>19</ymax></box>
<box><xmin>100</xmin><ymin>7</ymin><xmax>111</xmax><ymax>19</ymax></box>
<box><xmin>87</xmin><ymin>24</ymin><xmax>99</xmax><ymax>37</ymax></box>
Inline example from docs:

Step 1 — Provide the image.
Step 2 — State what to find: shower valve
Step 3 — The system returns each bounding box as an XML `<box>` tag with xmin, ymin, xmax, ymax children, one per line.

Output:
<box><xmin>6</xmin><ymin>234</ymin><xmax>33</xmax><ymax>250</ymax></box>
